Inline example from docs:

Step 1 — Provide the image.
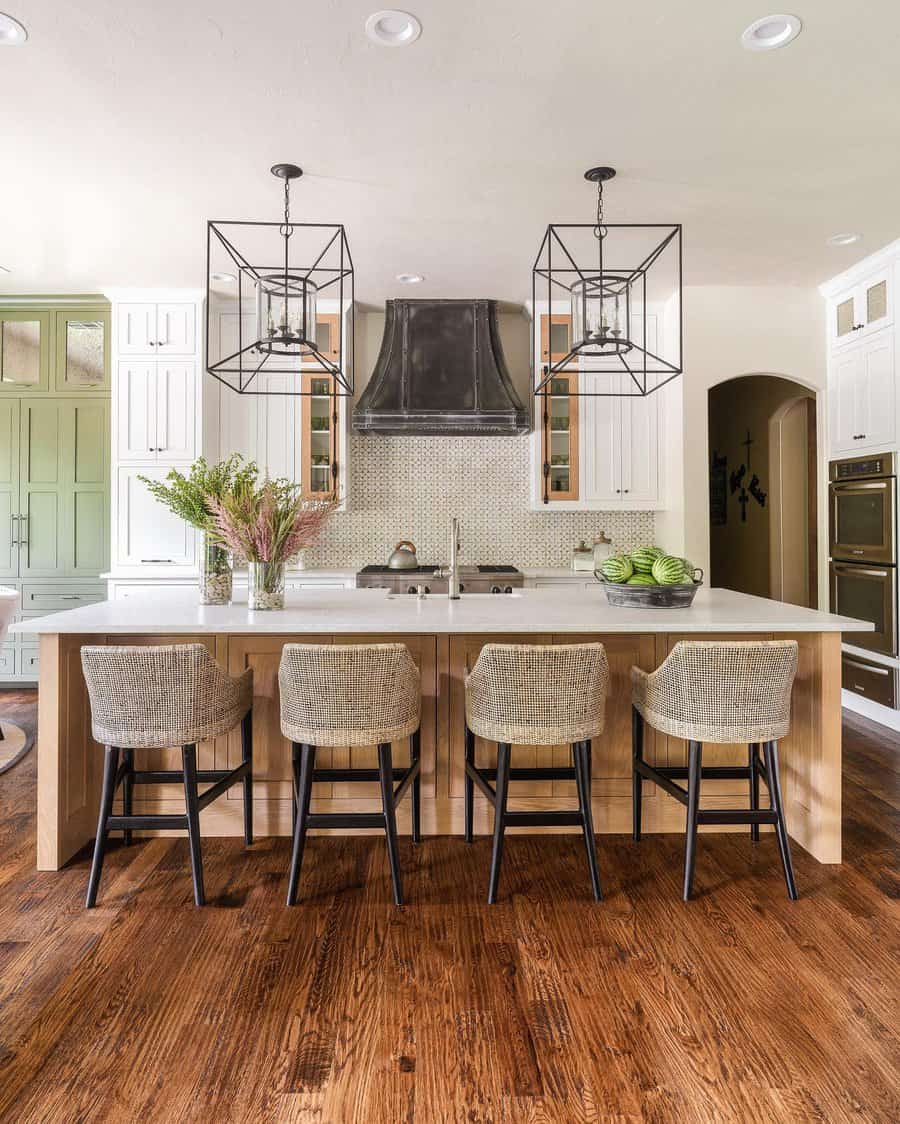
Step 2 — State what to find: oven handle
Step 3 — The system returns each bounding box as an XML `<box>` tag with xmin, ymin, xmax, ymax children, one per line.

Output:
<box><xmin>832</xmin><ymin>563</ymin><xmax>891</xmax><ymax>578</ymax></box>
<box><xmin>830</xmin><ymin>480</ymin><xmax>890</xmax><ymax>492</ymax></box>
<box><xmin>843</xmin><ymin>657</ymin><xmax>890</xmax><ymax>676</ymax></box>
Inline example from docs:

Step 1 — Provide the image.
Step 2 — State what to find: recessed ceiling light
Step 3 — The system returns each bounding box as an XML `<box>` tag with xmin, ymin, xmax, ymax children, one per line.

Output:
<box><xmin>211</xmin><ymin>272</ymin><xmax>237</xmax><ymax>283</ymax></box>
<box><xmin>741</xmin><ymin>14</ymin><xmax>802</xmax><ymax>51</ymax></box>
<box><xmin>365</xmin><ymin>10</ymin><xmax>421</xmax><ymax>47</ymax></box>
<box><xmin>0</xmin><ymin>11</ymin><xmax>27</xmax><ymax>45</ymax></box>
<box><xmin>396</xmin><ymin>272</ymin><xmax>424</xmax><ymax>284</ymax></box>
<box><xmin>826</xmin><ymin>233</ymin><xmax>862</xmax><ymax>247</ymax></box>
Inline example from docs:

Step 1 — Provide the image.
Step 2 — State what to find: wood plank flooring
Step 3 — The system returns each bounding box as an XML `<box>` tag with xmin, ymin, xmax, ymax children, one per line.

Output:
<box><xmin>0</xmin><ymin>689</ymin><xmax>897</xmax><ymax>1123</ymax></box>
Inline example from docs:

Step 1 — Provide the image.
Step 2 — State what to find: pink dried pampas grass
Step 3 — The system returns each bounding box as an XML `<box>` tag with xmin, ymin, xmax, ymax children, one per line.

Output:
<box><xmin>207</xmin><ymin>480</ymin><xmax>335</xmax><ymax>564</ymax></box>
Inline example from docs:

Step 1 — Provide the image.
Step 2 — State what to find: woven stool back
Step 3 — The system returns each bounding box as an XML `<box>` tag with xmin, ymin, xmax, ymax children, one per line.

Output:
<box><xmin>81</xmin><ymin>644</ymin><xmax>253</xmax><ymax>749</ymax></box>
<box><xmin>465</xmin><ymin>643</ymin><xmax>608</xmax><ymax>745</ymax></box>
<box><xmin>632</xmin><ymin>640</ymin><xmax>798</xmax><ymax>743</ymax></box>
<box><xmin>278</xmin><ymin>643</ymin><xmax>421</xmax><ymax>747</ymax></box>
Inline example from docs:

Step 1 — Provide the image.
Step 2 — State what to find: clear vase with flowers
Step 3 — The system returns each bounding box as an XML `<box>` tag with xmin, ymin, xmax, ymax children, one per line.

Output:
<box><xmin>208</xmin><ymin>479</ymin><xmax>335</xmax><ymax>610</ymax></box>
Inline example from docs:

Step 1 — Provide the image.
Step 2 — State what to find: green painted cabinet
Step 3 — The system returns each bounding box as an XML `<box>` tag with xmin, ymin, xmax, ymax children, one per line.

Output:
<box><xmin>0</xmin><ymin>399</ymin><xmax>19</xmax><ymax>576</ymax></box>
<box><xmin>4</xmin><ymin>398</ymin><xmax>109</xmax><ymax>579</ymax></box>
<box><xmin>18</xmin><ymin>399</ymin><xmax>110</xmax><ymax>577</ymax></box>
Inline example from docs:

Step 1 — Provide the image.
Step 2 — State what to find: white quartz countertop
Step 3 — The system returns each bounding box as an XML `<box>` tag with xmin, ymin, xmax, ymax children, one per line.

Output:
<box><xmin>11</xmin><ymin>586</ymin><xmax>873</xmax><ymax>636</ymax></box>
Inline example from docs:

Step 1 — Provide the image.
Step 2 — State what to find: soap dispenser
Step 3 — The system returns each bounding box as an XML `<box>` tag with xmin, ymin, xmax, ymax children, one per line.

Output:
<box><xmin>592</xmin><ymin>532</ymin><xmax>613</xmax><ymax>569</ymax></box>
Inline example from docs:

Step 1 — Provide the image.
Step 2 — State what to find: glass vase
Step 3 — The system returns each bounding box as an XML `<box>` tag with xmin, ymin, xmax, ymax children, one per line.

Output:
<box><xmin>248</xmin><ymin>561</ymin><xmax>285</xmax><ymax>611</ymax></box>
<box><xmin>199</xmin><ymin>534</ymin><xmax>233</xmax><ymax>605</ymax></box>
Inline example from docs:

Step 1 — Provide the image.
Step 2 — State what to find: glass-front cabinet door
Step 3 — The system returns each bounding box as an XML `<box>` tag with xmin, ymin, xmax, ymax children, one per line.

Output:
<box><xmin>54</xmin><ymin>309</ymin><xmax>111</xmax><ymax>391</ymax></box>
<box><xmin>0</xmin><ymin>311</ymin><xmax>51</xmax><ymax>392</ymax></box>
<box><xmin>301</xmin><ymin>311</ymin><xmax>341</xmax><ymax>368</ymax></box>
<box><xmin>540</xmin><ymin>372</ymin><xmax>579</xmax><ymax>502</ymax></box>
<box><xmin>830</xmin><ymin>269</ymin><xmax>893</xmax><ymax>348</ymax></box>
<box><xmin>539</xmin><ymin>314</ymin><xmax>572</xmax><ymax>366</ymax></box>
<box><xmin>301</xmin><ymin>373</ymin><xmax>338</xmax><ymax>499</ymax></box>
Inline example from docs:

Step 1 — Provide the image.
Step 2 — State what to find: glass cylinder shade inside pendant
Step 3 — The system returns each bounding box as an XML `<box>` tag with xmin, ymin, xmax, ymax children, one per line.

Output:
<box><xmin>255</xmin><ymin>271</ymin><xmax>317</xmax><ymax>355</ymax></box>
<box><xmin>570</xmin><ymin>273</ymin><xmax>633</xmax><ymax>355</ymax></box>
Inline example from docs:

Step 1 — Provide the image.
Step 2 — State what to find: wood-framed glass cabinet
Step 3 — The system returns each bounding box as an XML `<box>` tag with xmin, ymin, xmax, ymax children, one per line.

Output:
<box><xmin>538</xmin><ymin>313</ymin><xmax>579</xmax><ymax>503</ymax></box>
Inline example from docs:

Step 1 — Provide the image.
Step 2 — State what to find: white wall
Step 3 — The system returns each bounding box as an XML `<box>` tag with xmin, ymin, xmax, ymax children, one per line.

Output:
<box><xmin>677</xmin><ymin>285</ymin><xmax>827</xmax><ymax>604</ymax></box>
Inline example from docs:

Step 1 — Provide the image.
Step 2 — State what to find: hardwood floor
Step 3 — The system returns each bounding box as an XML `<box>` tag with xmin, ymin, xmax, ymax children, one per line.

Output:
<box><xmin>0</xmin><ymin>689</ymin><xmax>898</xmax><ymax>1123</ymax></box>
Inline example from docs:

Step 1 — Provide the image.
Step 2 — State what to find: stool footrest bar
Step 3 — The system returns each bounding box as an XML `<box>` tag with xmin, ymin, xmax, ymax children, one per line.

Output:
<box><xmin>305</xmin><ymin>813</ymin><xmax>386</xmax><ymax>830</ymax></box>
<box><xmin>107</xmin><ymin>814</ymin><xmax>189</xmax><ymax>830</ymax></box>
<box><xmin>696</xmin><ymin>809</ymin><xmax>779</xmax><ymax>826</ymax></box>
<box><xmin>503</xmin><ymin>810</ymin><xmax>584</xmax><ymax>827</ymax></box>
<box><xmin>311</xmin><ymin>768</ymin><xmax>409</xmax><ymax>783</ymax></box>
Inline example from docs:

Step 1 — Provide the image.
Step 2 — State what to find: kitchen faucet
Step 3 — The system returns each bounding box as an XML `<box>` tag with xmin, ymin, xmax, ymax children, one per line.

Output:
<box><xmin>448</xmin><ymin>518</ymin><xmax>461</xmax><ymax>600</ymax></box>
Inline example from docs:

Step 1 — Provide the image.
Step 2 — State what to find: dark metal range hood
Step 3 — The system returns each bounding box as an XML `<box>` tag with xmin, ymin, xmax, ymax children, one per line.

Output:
<box><xmin>352</xmin><ymin>299</ymin><xmax>530</xmax><ymax>436</ymax></box>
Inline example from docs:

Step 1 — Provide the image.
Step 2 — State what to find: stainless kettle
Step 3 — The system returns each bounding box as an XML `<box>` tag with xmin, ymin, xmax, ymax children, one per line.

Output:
<box><xmin>388</xmin><ymin>541</ymin><xmax>419</xmax><ymax>569</ymax></box>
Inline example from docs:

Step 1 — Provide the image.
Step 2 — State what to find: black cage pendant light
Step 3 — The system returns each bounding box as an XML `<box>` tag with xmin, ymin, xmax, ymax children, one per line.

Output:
<box><xmin>206</xmin><ymin>163</ymin><xmax>354</xmax><ymax>396</ymax></box>
<box><xmin>533</xmin><ymin>167</ymin><xmax>682</xmax><ymax>399</ymax></box>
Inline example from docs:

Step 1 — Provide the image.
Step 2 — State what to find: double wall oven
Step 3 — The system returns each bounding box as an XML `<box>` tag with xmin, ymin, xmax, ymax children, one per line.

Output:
<box><xmin>829</xmin><ymin>453</ymin><xmax>897</xmax><ymax>657</ymax></box>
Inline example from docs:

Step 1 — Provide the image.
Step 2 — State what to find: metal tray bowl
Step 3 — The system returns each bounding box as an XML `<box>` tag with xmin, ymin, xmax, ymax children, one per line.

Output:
<box><xmin>597</xmin><ymin>574</ymin><xmax>703</xmax><ymax>609</ymax></box>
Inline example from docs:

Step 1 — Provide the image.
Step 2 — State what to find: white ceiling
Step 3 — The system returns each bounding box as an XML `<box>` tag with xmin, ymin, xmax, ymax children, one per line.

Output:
<box><xmin>1</xmin><ymin>0</ymin><xmax>899</xmax><ymax>305</ymax></box>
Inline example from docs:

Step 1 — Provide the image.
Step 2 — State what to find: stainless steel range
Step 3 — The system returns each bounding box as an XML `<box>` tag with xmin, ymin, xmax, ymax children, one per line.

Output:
<box><xmin>356</xmin><ymin>564</ymin><xmax>523</xmax><ymax>595</ymax></box>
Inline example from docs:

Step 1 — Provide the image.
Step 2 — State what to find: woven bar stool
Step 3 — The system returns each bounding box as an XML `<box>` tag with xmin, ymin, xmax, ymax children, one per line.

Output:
<box><xmin>81</xmin><ymin>644</ymin><xmax>253</xmax><ymax>908</ymax></box>
<box><xmin>464</xmin><ymin>643</ymin><xmax>609</xmax><ymax>903</ymax></box>
<box><xmin>278</xmin><ymin>643</ymin><xmax>422</xmax><ymax>906</ymax></box>
<box><xmin>631</xmin><ymin>640</ymin><xmax>799</xmax><ymax>901</ymax></box>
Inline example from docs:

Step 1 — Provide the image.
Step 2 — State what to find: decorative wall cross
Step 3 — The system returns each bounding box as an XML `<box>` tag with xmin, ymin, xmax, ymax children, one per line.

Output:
<box><xmin>728</xmin><ymin>429</ymin><xmax>767</xmax><ymax>522</ymax></box>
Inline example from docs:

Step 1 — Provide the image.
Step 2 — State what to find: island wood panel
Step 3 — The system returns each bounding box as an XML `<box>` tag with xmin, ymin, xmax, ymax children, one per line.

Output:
<box><xmin>775</xmin><ymin>630</ymin><xmax>842</xmax><ymax>863</ymax></box>
<box><xmin>110</xmin><ymin>633</ymin><xmax>222</xmax><ymax>811</ymax></box>
<box><xmin>221</xmin><ymin>633</ymin><xmax>438</xmax><ymax>836</ymax></box>
<box><xmin>36</xmin><ymin>633</ymin><xmax>103</xmax><ymax>870</ymax></box>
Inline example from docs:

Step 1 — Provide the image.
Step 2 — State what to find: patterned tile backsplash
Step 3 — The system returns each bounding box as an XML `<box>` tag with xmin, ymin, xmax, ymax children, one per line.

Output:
<box><xmin>303</xmin><ymin>435</ymin><xmax>655</xmax><ymax>569</ymax></box>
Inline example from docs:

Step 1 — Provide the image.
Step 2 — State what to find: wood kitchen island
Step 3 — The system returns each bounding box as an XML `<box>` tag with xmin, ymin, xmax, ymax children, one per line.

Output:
<box><xmin>13</xmin><ymin>586</ymin><xmax>869</xmax><ymax>871</ymax></box>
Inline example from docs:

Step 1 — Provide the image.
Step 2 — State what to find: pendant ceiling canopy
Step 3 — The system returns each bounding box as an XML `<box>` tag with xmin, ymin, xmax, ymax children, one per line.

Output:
<box><xmin>206</xmin><ymin>163</ymin><xmax>354</xmax><ymax>396</ymax></box>
<box><xmin>533</xmin><ymin>167</ymin><xmax>682</xmax><ymax>399</ymax></box>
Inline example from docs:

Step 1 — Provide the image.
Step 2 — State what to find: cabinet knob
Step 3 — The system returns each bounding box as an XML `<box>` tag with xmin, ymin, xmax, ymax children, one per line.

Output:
<box><xmin>157</xmin><ymin>340</ymin><xmax>165</xmax><ymax>346</ymax></box>
<box><xmin>149</xmin><ymin>341</ymin><xmax>156</xmax><ymax>346</ymax></box>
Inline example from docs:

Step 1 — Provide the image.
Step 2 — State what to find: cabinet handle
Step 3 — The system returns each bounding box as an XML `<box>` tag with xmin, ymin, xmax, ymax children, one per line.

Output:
<box><xmin>140</xmin><ymin>558</ymin><xmax>175</xmax><ymax>563</ymax></box>
<box><xmin>59</xmin><ymin>595</ymin><xmax>82</xmax><ymax>601</ymax></box>
<box><xmin>157</xmin><ymin>340</ymin><xmax>165</xmax><ymax>346</ymax></box>
<box><xmin>149</xmin><ymin>341</ymin><xmax>156</xmax><ymax>347</ymax></box>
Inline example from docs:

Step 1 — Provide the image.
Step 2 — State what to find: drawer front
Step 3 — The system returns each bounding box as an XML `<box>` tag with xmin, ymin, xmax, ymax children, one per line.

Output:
<box><xmin>20</xmin><ymin>583</ymin><xmax>106</xmax><ymax>614</ymax></box>
<box><xmin>0</xmin><ymin>644</ymin><xmax>15</xmax><ymax>677</ymax></box>
<box><xmin>842</xmin><ymin>653</ymin><xmax>896</xmax><ymax>708</ymax></box>
<box><xmin>18</xmin><ymin>646</ymin><xmax>39</xmax><ymax>679</ymax></box>
<box><xmin>111</xmin><ymin>582</ymin><xmax>194</xmax><ymax>601</ymax></box>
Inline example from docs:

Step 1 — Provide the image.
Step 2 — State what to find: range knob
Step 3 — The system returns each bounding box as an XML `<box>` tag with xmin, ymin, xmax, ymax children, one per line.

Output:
<box><xmin>408</xmin><ymin>584</ymin><xmax>432</xmax><ymax>594</ymax></box>
<box><xmin>490</xmin><ymin>585</ymin><xmax>502</xmax><ymax>594</ymax></box>
<box><xmin>407</xmin><ymin>585</ymin><xmax>417</xmax><ymax>594</ymax></box>
<box><xmin>504</xmin><ymin>586</ymin><xmax>514</xmax><ymax>594</ymax></box>
<box><xmin>459</xmin><ymin>583</ymin><xmax>465</xmax><ymax>593</ymax></box>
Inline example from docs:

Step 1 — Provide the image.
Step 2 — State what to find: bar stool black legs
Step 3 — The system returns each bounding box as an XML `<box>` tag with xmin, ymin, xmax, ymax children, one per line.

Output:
<box><xmin>683</xmin><ymin>740</ymin><xmax>702</xmax><ymax>901</ymax></box>
<box><xmin>86</xmin><ymin>745</ymin><xmax>121</xmax><ymax>908</ymax></box>
<box><xmin>764</xmin><ymin>740</ymin><xmax>798</xmax><ymax>900</ymax></box>
<box><xmin>84</xmin><ymin>721</ymin><xmax>254</xmax><ymax>909</ymax></box>
<box><xmin>487</xmin><ymin>742</ymin><xmax>511</xmax><ymax>904</ymax></box>
<box><xmin>631</xmin><ymin>708</ymin><xmax>799</xmax><ymax>901</ymax></box>
<box><xmin>182</xmin><ymin>745</ymin><xmax>205</xmax><ymax>907</ymax></box>
<box><xmin>286</xmin><ymin>732</ymin><xmax>422</xmax><ymax>907</ymax></box>
<box><xmin>466</xmin><ymin>733</ymin><xmax>603</xmax><ymax>904</ymax></box>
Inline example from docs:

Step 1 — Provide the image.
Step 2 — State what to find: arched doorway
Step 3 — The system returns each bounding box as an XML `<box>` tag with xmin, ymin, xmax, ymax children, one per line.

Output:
<box><xmin>708</xmin><ymin>375</ymin><xmax>818</xmax><ymax>607</ymax></box>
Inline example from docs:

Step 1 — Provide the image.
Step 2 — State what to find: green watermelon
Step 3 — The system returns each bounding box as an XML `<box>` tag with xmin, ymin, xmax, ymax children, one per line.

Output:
<box><xmin>600</xmin><ymin>555</ymin><xmax>633</xmax><ymax>583</ymax></box>
<box><xmin>652</xmin><ymin>555</ymin><xmax>688</xmax><ymax>585</ymax></box>
<box><xmin>630</xmin><ymin>546</ymin><xmax>664</xmax><ymax>574</ymax></box>
<box><xmin>626</xmin><ymin>573</ymin><xmax>657</xmax><ymax>586</ymax></box>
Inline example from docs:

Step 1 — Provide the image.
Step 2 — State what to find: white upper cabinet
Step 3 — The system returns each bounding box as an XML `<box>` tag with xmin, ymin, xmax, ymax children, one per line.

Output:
<box><xmin>115</xmin><ymin>467</ymin><xmax>195</xmax><ymax>567</ymax></box>
<box><xmin>117</xmin><ymin>304</ymin><xmax>157</xmax><ymax>355</ymax></box>
<box><xmin>620</xmin><ymin>382</ymin><xmax>659</xmax><ymax>503</ymax></box>
<box><xmin>828</xmin><ymin>266</ymin><xmax>893</xmax><ymax>351</ymax></box>
<box><xmin>829</xmin><ymin>328</ymin><xmax>895</xmax><ymax>455</ymax></box>
<box><xmin>117</xmin><ymin>302</ymin><xmax>196</xmax><ymax>355</ymax></box>
<box><xmin>116</xmin><ymin>360</ymin><xmax>196</xmax><ymax>462</ymax></box>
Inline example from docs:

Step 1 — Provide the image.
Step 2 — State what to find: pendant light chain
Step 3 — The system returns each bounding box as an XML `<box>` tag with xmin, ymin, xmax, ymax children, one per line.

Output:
<box><xmin>594</xmin><ymin>177</ymin><xmax>607</xmax><ymax>269</ymax></box>
<box><xmin>281</xmin><ymin>178</ymin><xmax>293</xmax><ymax>239</ymax></box>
